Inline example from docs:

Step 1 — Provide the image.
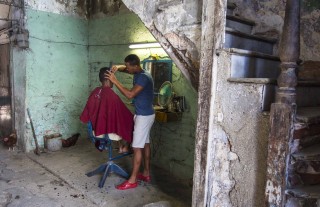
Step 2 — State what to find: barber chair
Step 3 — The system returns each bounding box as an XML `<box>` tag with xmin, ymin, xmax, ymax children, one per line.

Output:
<box><xmin>86</xmin><ymin>121</ymin><xmax>132</xmax><ymax>188</ymax></box>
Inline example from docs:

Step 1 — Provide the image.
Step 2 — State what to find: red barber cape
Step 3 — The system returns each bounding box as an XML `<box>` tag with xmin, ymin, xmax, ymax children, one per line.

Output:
<box><xmin>80</xmin><ymin>86</ymin><xmax>133</xmax><ymax>143</ymax></box>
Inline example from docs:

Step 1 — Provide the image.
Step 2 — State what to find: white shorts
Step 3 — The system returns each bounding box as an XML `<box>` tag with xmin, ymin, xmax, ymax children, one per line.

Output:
<box><xmin>132</xmin><ymin>114</ymin><xmax>155</xmax><ymax>148</ymax></box>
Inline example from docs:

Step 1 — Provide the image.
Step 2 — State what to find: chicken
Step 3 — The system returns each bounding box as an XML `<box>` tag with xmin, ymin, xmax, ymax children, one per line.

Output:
<box><xmin>2</xmin><ymin>130</ymin><xmax>17</xmax><ymax>151</ymax></box>
<box><xmin>62</xmin><ymin>133</ymin><xmax>80</xmax><ymax>148</ymax></box>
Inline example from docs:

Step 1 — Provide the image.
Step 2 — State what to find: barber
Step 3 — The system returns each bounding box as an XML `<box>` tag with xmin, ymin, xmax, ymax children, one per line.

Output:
<box><xmin>106</xmin><ymin>54</ymin><xmax>155</xmax><ymax>190</ymax></box>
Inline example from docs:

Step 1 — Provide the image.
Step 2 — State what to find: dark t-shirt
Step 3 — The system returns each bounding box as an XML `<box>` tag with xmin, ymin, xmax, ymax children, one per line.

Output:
<box><xmin>133</xmin><ymin>71</ymin><xmax>154</xmax><ymax>115</ymax></box>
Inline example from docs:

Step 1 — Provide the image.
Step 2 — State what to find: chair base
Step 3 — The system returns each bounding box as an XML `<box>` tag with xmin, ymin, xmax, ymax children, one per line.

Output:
<box><xmin>86</xmin><ymin>161</ymin><xmax>129</xmax><ymax>188</ymax></box>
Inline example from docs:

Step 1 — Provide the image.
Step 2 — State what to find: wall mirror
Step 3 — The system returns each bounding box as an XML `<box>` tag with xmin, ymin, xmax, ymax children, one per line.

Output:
<box><xmin>142</xmin><ymin>58</ymin><xmax>173</xmax><ymax>93</ymax></box>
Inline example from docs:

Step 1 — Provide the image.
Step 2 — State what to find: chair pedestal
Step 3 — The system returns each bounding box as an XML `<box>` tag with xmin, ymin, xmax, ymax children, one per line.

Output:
<box><xmin>86</xmin><ymin>160</ymin><xmax>129</xmax><ymax>188</ymax></box>
<box><xmin>86</xmin><ymin>122</ymin><xmax>132</xmax><ymax>188</ymax></box>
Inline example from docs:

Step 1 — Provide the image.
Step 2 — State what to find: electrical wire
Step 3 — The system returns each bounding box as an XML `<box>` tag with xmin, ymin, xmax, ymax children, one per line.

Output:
<box><xmin>30</xmin><ymin>35</ymin><xmax>151</xmax><ymax>48</ymax></box>
<box><xmin>29</xmin><ymin>35</ymin><xmax>87</xmax><ymax>46</ymax></box>
<box><xmin>88</xmin><ymin>43</ymin><xmax>131</xmax><ymax>47</ymax></box>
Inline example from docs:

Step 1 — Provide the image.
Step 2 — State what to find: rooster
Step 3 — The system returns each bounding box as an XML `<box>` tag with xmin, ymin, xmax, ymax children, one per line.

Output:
<box><xmin>62</xmin><ymin>133</ymin><xmax>80</xmax><ymax>148</ymax></box>
<box><xmin>2</xmin><ymin>130</ymin><xmax>17</xmax><ymax>151</ymax></box>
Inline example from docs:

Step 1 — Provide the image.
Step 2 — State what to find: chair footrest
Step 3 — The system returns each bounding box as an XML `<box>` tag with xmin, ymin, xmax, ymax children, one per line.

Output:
<box><xmin>86</xmin><ymin>163</ymin><xmax>107</xmax><ymax>177</ymax></box>
<box><xmin>86</xmin><ymin>161</ymin><xmax>129</xmax><ymax>188</ymax></box>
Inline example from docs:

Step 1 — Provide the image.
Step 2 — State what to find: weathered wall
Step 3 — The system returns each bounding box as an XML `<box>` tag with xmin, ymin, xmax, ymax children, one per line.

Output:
<box><xmin>12</xmin><ymin>0</ymin><xmax>319</xmax><ymax>205</ymax></box>
<box><xmin>121</xmin><ymin>0</ymin><xmax>202</xmax><ymax>90</ymax></box>
<box><xmin>151</xmin><ymin>65</ymin><xmax>197</xmax><ymax>180</ymax></box>
<box><xmin>118</xmin><ymin>1</ymin><xmax>320</xmax><ymax>206</ymax></box>
<box><xmin>26</xmin><ymin>0</ymin><xmax>88</xmax><ymax>17</ymax></box>
<box><xmin>231</xmin><ymin>0</ymin><xmax>320</xmax><ymax>61</ymax></box>
<box><xmin>18</xmin><ymin>1</ymin><xmax>89</xmax><ymax>151</ymax></box>
<box><xmin>11</xmin><ymin>47</ymin><xmax>27</xmax><ymax>150</ymax></box>
<box><xmin>120</xmin><ymin>0</ymin><xmax>320</xmax><ymax>89</ymax></box>
<box><xmin>207</xmin><ymin>50</ymin><xmax>270</xmax><ymax>207</ymax></box>
<box><xmin>88</xmin><ymin>11</ymin><xmax>197</xmax><ymax>180</ymax></box>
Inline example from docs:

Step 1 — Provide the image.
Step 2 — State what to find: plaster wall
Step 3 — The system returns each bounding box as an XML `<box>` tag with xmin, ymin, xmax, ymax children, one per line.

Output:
<box><xmin>206</xmin><ymin>50</ymin><xmax>270</xmax><ymax>206</ymax></box>
<box><xmin>88</xmin><ymin>12</ymin><xmax>197</xmax><ymax>180</ymax></box>
<box><xmin>11</xmin><ymin>47</ymin><xmax>27</xmax><ymax>150</ymax></box>
<box><xmin>19</xmin><ymin>2</ymin><xmax>88</xmax><ymax>151</ymax></box>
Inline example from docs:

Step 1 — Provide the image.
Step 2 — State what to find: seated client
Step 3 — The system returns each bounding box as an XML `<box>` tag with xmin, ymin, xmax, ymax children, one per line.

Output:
<box><xmin>80</xmin><ymin>67</ymin><xmax>134</xmax><ymax>153</ymax></box>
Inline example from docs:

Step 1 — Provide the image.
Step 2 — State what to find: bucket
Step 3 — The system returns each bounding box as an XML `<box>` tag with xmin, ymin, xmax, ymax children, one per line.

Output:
<box><xmin>44</xmin><ymin>133</ymin><xmax>62</xmax><ymax>151</ymax></box>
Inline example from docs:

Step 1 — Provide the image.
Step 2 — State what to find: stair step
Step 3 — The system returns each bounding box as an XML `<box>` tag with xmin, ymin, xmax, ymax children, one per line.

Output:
<box><xmin>226</xmin><ymin>15</ymin><xmax>255</xmax><ymax>34</ymax></box>
<box><xmin>225</xmin><ymin>27</ymin><xmax>277</xmax><ymax>55</ymax></box>
<box><xmin>297</xmin><ymin>80</ymin><xmax>320</xmax><ymax>86</ymax></box>
<box><xmin>300</xmin><ymin>173</ymin><xmax>320</xmax><ymax>185</ymax></box>
<box><xmin>227</xmin><ymin>77</ymin><xmax>320</xmax><ymax>87</ymax></box>
<box><xmin>296</xmin><ymin>161</ymin><xmax>320</xmax><ymax>174</ymax></box>
<box><xmin>226</xmin><ymin>48</ymin><xmax>280</xmax><ymax>60</ymax></box>
<box><xmin>286</xmin><ymin>185</ymin><xmax>320</xmax><ymax>199</ymax></box>
<box><xmin>299</xmin><ymin>134</ymin><xmax>320</xmax><ymax>148</ymax></box>
<box><xmin>227</xmin><ymin>2</ymin><xmax>237</xmax><ymax>15</ymax></box>
<box><xmin>296</xmin><ymin>107</ymin><xmax>320</xmax><ymax>124</ymax></box>
<box><xmin>226</xmin><ymin>48</ymin><xmax>280</xmax><ymax>78</ymax></box>
<box><xmin>226</xmin><ymin>78</ymin><xmax>320</xmax><ymax>111</ymax></box>
<box><xmin>292</xmin><ymin>144</ymin><xmax>320</xmax><ymax>161</ymax></box>
<box><xmin>227</xmin><ymin>78</ymin><xmax>276</xmax><ymax>84</ymax></box>
<box><xmin>294</xmin><ymin>123</ymin><xmax>320</xmax><ymax>139</ymax></box>
<box><xmin>297</xmin><ymin>86</ymin><xmax>320</xmax><ymax>108</ymax></box>
<box><xmin>298</xmin><ymin>61</ymin><xmax>320</xmax><ymax>81</ymax></box>
<box><xmin>227</xmin><ymin>78</ymin><xmax>276</xmax><ymax>111</ymax></box>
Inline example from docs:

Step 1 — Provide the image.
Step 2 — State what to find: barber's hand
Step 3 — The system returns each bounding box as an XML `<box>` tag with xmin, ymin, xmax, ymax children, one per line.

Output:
<box><xmin>105</xmin><ymin>70</ymin><xmax>117</xmax><ymax>83</ymax></box>
<box><xmin>111</xmin><ymin>65</ymin><xmax>119</xmax><ymax>73</ymax></box>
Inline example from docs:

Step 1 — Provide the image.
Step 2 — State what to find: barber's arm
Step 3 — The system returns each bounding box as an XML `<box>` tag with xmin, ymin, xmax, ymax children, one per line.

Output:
<box><xmin>111</xmin><ymin>65</ymin><xmax>127</xmax><ymax>73</ymax></box>
<box><xmin>105</xmin><ymin>71</ymin><xmax>143</xmax><ymax>99</ymax></box>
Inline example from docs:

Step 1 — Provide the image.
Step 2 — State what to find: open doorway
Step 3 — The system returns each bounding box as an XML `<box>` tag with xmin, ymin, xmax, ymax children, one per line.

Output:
<box><xmin>0</xmin><ymin>1</ymin><xmax>13</xmax><ymax>143</ymax></box>
<box><xmin>0</xmin><ymin>43</ymin><xmax>12</xmax><ymax>139</ymax></box>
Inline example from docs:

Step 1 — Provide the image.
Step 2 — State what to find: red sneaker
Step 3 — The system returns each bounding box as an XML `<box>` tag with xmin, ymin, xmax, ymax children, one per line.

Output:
<box><xmin>137</xmin><ymin>173</ymin><xmax>151</xmax><ymax>183</ymax></box>
<box><xmin>116</xmin><ymin>181</ymin><xmax>138</xmax><ymax>190</ymax></box>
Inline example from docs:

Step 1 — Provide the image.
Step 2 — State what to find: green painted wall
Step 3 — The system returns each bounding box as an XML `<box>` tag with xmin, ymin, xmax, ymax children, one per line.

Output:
<box><xmin>24</xmin><ymin>9</ymin><xmax>88</xmax><ymax>151</ymax></box>
<box><xmin>88</xmin><ymin>13</ymin><xmax>197</xmax><ymax>180</ymax></box>
<box><xmin>14</xmin><ymin>7</ymin><xmax>197</xmax><ymax>179</ymax></box>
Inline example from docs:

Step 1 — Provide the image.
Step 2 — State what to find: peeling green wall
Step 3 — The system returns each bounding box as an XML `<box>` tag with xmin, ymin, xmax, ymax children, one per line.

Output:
<box><xmin>14</xmin><ymin>4</ymin><xmax>197</xmax><ymax>179</ymax></box>
<box><xmin>24</xmin><ymin>9</ymin><xmax>88</xmax><ymax>151</ymax></box>
<box><xmin>88</xmin><ymin>13</ymin><xmax>197</xmax><ymax>180</ymax></box>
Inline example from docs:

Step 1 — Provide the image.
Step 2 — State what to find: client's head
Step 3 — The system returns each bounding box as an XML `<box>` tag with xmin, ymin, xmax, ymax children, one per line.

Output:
<box><xmin>99</xmin><ymin>67</ymin><xmax>112</xmax><ymax>87</ymax></box>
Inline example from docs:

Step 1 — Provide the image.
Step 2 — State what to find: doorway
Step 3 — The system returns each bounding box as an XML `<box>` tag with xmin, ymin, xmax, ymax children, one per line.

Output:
<box><xmin>0</xmin><ymin>43</ymin><xmax>12</xmax><ymax>138</ymax></box>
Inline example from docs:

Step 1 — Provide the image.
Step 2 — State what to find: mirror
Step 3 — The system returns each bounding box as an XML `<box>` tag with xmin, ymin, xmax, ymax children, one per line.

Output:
<box><xmin>142</xmin><ymin>59</ymin><xmax>173</xmax><ymax>93</ymax></box>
